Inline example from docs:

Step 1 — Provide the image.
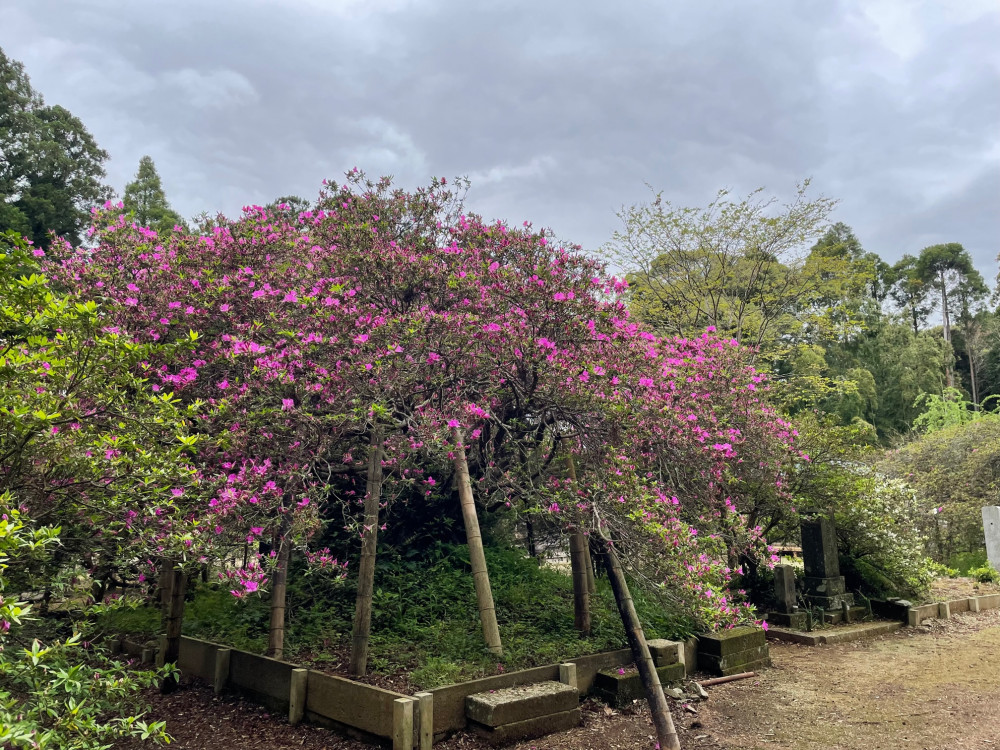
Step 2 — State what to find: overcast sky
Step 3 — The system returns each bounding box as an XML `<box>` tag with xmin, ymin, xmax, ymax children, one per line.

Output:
<box><xmin>3</xmin><ymin>0</ymin><xmax>998</xmax><ymax>275</ymax></box>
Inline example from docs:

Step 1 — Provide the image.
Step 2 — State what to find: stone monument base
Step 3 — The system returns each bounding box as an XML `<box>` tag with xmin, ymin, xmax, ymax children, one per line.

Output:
<box><xmin>766</xmin><ymin>610</ymin><xmax>807</xmax><ymax>629</ymax></box>
<box><xmin>803</xmin><ymin>575</ymin><xmax>854</xmax><ymax>609</ymax></box>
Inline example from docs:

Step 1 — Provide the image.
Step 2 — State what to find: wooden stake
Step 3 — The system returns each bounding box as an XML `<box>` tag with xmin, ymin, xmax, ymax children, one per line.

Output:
<box><xmin>564</xmin><ymin>452</ymin><xmax>592</xmax><ymax>636</ymax></box>
<box><xmin>569</xmin><ymin>530</ymin><xmax>592</xmax><ymax>636</ymax></box>
<box><xmin>160</xmin><ymin>563</ymin><xmax>188</xmax><ymax>694</ymax></box>
<box><xmin>700</xmin><ymin>672</ymin><xmax>755</xmax><ymax>687</ymax></box>
<box><xmin>350</xmin><ymin>427</ymin><xmax>384</xmax><ymax>676</ymax></box>
<box><xmin>267</xmin><ymin>523</ymin><xmax>291</xmax><ymax>660</ymax></box>
<box><xmin>452</xmin><ymin>426</ymin><xmax>503</xmax><ymax>655</ymax></box>
<box><xmin>601</xmin><ymin>539</ymin><xmax>680</xmax><ymax>750</ymax></box>
<box><xmin>584</xmin><ymin>541</ymin><xmax>597</xmax><ymax>595</ymax></box>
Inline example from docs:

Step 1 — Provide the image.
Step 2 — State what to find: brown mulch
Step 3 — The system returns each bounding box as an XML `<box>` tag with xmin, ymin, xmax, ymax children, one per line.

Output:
<box><xmin>114</xmin><ymin>684</ymin><xmax>721</xmax><ymax>750</ymax></box>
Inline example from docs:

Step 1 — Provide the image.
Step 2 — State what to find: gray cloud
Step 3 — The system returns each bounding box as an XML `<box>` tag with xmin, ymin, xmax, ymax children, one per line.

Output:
<box><xmin>2</xmin><ymin>0</ymin><xmax>997</xmax><ymax>277</ymax></box>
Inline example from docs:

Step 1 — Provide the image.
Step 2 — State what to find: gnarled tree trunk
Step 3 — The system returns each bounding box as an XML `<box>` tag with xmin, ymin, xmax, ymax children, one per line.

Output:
<box><xmin>451</xmin><ymin>426</ymin><xmax>502</xmax><ymax>655</ymax></box>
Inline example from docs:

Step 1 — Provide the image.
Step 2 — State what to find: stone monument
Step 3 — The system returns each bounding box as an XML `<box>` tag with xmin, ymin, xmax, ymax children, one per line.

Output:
<box><xmin>983</xmin><ymin>506</ymin><xmax>1000</xmax><ymax>571</ymax></box>
<box><xmin>766</xmin><ymin>564</ymin><xmax>806</xmax><ymax>628</ymax></box>
<box><xmin>800</xmin><ymin>517</ymin><xmax>853</xmax><ymax>610</ymax></box>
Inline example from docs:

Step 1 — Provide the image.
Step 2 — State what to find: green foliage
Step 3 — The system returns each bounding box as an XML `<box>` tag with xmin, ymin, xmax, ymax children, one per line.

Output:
<box><xmin>947</xmin><ymin>550</ymin><xmax>988</xmax><ymax>576</ymax></box>
<box><xmin>848</xmin><ymin>322</ymin><xmax>951</xmax><ymax>439</ymax></box>
<box><xmin>0</xmin><ymin>497</ymin><xmax>172</xmax><ymax>749</ymax></box>
<box><xmin>607</xmin><ymin>182</ymin><xmax>838</xmax><ymax>351</ymax></box>
<box><xmin>890</xmin><ymin>255</ymin><xmax>933</xmax><ymax>335</ymax></box>
<box><xmin>791</xmin><ymin>416</ymin><xmax>935</xmax><ymax>599</ymax></box>
<box><xmin>0</xmin><ymin>230</ymin><xmax>208</xmax><ymax>746</ymax></box>
<box><xmin>0</xmin><ymin>49</ymin><xmax>111</xmax><ymax>247</ymax></box>
<box><xmin>969</xmin><ymin>564</ymin><xmax>1000</xmax><ymax>584</ymax></box>
<box><xmin>121</xmin><ymin>156</ymin><xmax>188</xmax><ymax>235</ymax></box>
<box><xmin>111</xmin><ymin>543</ymin><xmax>697</xmax><ymax>690</ymax></box>
<box><xmin>880</xmin><ymin>415</ymin><xmax>1000</xmax><ymax>562</ymax></box>
<box><xmin>0</xmin><ymin>231</ymin><xmax>202</xmax><ymax>589</ymax></box>
<box><xmin>912</xmin><ymin>388</ymin><xmax>979</xmax><ymax>433</ymax></box>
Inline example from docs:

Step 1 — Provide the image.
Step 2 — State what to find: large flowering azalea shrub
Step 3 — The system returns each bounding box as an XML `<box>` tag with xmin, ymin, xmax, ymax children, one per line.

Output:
<box><xmin>50</xmin><ymin>172</ymin><xmax>800</xmax><ymax>629</ymax></box>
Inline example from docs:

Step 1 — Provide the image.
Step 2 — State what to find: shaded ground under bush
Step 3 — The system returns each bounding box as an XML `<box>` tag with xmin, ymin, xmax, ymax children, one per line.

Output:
<box><xmin>101</xmin><ymin>544</ymin><xmax>698</xmax><ymax>691</ymax></box>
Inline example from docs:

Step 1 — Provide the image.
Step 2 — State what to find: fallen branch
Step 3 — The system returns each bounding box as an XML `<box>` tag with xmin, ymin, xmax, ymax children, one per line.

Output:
<box><xmin>699</xmin><ymin>671</ymin><xmax>756</xmax><ymax>687</ymax></box>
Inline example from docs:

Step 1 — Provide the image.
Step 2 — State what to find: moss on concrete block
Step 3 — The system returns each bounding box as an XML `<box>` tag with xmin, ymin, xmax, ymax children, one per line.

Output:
<box><xmin>698</xmin><ymin>644</ymin><xmax>771</xmax><ymax>676</ymax></box>
<box><xmin>697</xmin><ymin>626</ymin><xmax>766</xmax><ymax>657</ymax></box>
<box><xmin>646</xmin><ymin>639</ymin><xmax>683</xmax><ymax>667</ymax></box>
<box><xmin>592</xmin><ymin>663</ymin><xmax>684</xmax><ymax>708</ymax></box>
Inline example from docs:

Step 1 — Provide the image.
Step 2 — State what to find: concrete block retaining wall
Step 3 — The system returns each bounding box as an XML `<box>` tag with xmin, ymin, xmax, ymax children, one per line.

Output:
<box><xmin>427</xmin><ymin>649</ymin><xmax>646</xmax><ymax>736</ymax></box>
<box><xmin>111</xmin><ymin>637</ymin><xmax>708</xmax><ymax>745</ymax></box>
<box><xmin>907</xmin><ymin>593</ymin><xmax>1000</xmax><ymax>627</ymax></box>
<box><xmin>177</xmin><ymin>636</ymin><xmax>219</xmax><ymax>682</ymax></box>
<box><xmin>228</xmin><ymin>648</ymin><xmax>296</xmax><ymax>715</ymax></box>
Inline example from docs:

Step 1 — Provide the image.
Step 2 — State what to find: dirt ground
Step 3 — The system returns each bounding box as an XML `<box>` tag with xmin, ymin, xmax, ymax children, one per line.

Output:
<box><xmin>927</xmin><ymin>575</ymin><xmax>1000</xmax><ymax>602</ymax></box>
<box><xmin>703</xmin><ymin>607</ymin><xmax>1000</xmax><ymax>750</ymax></box>
<box><xmin>115</xmin><ymin>607</ymin><xmax>1000</xmax><ymax>750</ymax></box>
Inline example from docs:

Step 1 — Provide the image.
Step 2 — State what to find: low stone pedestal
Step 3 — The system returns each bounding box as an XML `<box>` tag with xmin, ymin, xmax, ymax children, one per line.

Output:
<box><xmin>803</xmin><ymin>575</ymin><xmax>855</xmax><ymax>610</ymax></box>
<box><xmin>766</xmin><ymin>610</ymin><xmax>807</xmax><ymax>629</ymax></box>
<box><xmin>466</xmin><ymin>681</ymin><xmax>580</xmax><ymax>745</ymax></box>
<box><xmin>592</xmin><ymin>662</ymin><xmax>685</xmax><ymax>708</ymax></box>
<box><xmin>697</xmin><ymin>626</ymin><xmax>770</xmax><ymax>677</ymax></box>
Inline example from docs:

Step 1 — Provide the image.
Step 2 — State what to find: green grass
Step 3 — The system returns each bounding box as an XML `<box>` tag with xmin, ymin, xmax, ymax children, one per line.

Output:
<box><xmin>102</xmin><ymin>544</ymin><xmax>696</xmax><ymax>689</ymax></box>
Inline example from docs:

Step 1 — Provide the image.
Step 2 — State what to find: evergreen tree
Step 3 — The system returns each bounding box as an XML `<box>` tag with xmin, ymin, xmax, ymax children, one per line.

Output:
<box><xmin>122</xmin><ymin>155</ymin><xmax>187</xmax><ymax>235</ymax></box>
<box><xmin>0</xmin><ymin>47</ymin><xmax>111</xmax><ymax>247</ymax></box>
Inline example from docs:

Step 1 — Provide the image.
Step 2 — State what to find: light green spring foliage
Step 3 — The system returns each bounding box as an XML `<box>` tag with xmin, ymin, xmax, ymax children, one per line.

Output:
<box><xmin>0</xmin><ymin>231</ymin><xmax>205</xmax><ymax>585</ymax></box>
<box><xmin>791</xmin><ymin>416</ymin><xmax>936</xmax><ymax>598</ymax></box>
<box><xmin>0</xmin><ymin>231</ymin><xmax>205</xmax><ymax>748</ymax></box>
<box><xmin>0</xmin><ymin>496</ymin><xmax>173</xmax><ymax>749</ymax></box>
<box><xmin>607</xmin><ymin>182</ymin><xmax>839</xmax><ymax>353</ymax></box>
<box><xmin>879</xmin><ymin>414</ymin><xmax>1000</xmax><ymax>563</ymax></box>
<box><xmin>912</xmin><ymin>388</ymin><xmax>981</xmax><ymax>434</ymax></box>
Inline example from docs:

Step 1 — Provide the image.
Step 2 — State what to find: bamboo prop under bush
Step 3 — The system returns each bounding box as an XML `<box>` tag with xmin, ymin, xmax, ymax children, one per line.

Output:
<box><xmin>160</xmin><ymin>562</ymin><xmax>188</xmax><ymax>694</ymax></box>
<box><xmin>564</xmin><ymin>452</ymin><xmax>592</xmax><ymax>636</ymax></box>
<box><xmin>451</xmin><ymin>426</ymin><xmax>503</xmax><ymax>656</ymax></box>
<box><xmin>349</xmin><ymin>427</ymin><xmax>384</xmax><ymax>676</ymax></box>
<box><xmin>267</xmin><ymin>522</ymin><xmax>291</xmax><ymax>660</ymax></box>
<box><xmin>566</xmin><ymin>453</ymin><xmax>679</xmax><ymax>750</ymax></box>
<box><xmin>584</xmin><ymin>542</ymin><xmax>597</xmax><ymax>595</ymax></box>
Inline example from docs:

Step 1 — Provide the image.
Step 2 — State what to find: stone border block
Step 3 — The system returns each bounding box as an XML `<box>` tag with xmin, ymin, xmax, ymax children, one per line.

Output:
<box><xmin>558</xmin><ymin>662</ymin><xmax>578</xmax><ymax>690</ymax></box>
<box><xmin>698</xmin><ymin>644</ymin><xmax>770</xmax><ymax>676</ymax></box>
<box><xmin>592</xmin><ymin>663</ymin><xmax>684</xmax><ymax>708</ymax></box>
<box><xmin>470</xmin><ymin>707</ymin><xmax>581</xmax><ymax>746</ymax></box>
<box><xmin>289</xmin><ymin>668</ymin><xmax>307</xmax><ymax>726</ymax></box>
<box><xmin>647</xmin><ymin>639</ymin><xmax>683</xmax><ymax>668</ymax></box>
<box><xmin>466</xmin><ymin>682</ymin><xmax>578</xmax><ymax>727</ymax></box>
<box><xmin>697</xmin><ymin>626</ymin><xmax>766</xmax><ymax>657</ymax></box>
